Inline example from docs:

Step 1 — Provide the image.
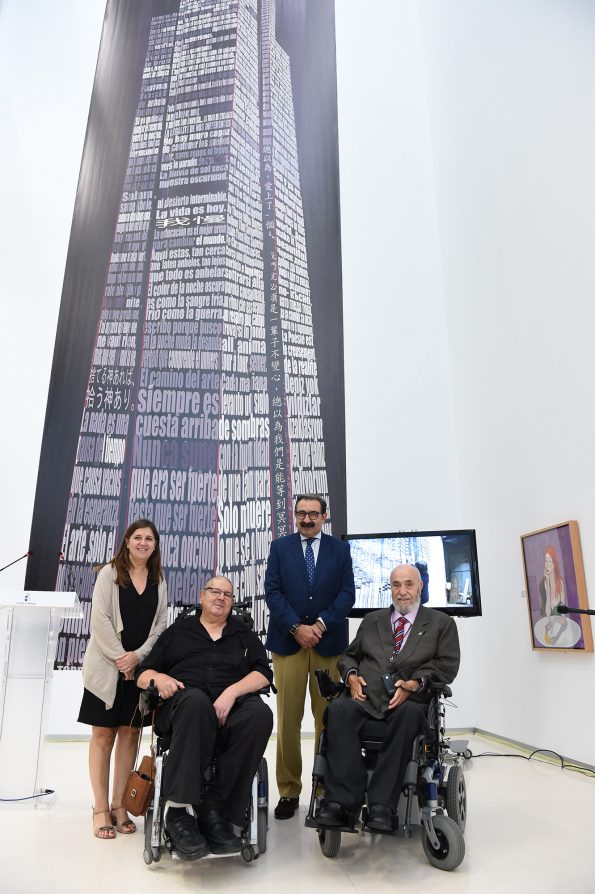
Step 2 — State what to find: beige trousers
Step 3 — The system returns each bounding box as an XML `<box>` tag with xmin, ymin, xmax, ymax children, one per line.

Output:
<box><xmin>272</xmin><ymin>649</ymin><xmax>341</xmax><ymax>798</ymax></box>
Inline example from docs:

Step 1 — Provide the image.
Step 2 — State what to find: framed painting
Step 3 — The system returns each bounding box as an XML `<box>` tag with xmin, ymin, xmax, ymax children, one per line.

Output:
<box><xmin>521</xmin><ymin>521</ymin><xmax>593</xmax><ymax>652</ymax></box>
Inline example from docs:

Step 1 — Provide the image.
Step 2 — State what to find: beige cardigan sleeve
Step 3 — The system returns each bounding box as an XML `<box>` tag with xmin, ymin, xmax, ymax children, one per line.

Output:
<box><xmin>90</xmin><ymin>564</ymin><xmax>125</xmax><ymax>660</ymax></box>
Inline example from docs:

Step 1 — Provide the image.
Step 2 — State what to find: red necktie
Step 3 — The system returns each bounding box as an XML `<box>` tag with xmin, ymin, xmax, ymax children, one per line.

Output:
<box><xmin>393</xmin><ymin>616</ymin><xmax>407</xmax><ymax>652</ymax></box>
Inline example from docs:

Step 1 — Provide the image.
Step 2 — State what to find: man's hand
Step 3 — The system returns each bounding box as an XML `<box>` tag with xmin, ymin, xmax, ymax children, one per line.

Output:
<box><xmin>213</xmin><ymin>687</ymin><xmax>237</xmax><ymax>726</ymax></box>
<box><xmin>152</xmin><ymin>672</ymin><xmax>185</xmax><ymax>699</ymax></box>
<box><xmin>294</xmin><ymin>624</ymin><xmax>321</xmax><ymax>649</ymax></box>
<box><xmin>388</xmin><ymin>679</ymin><xmax>419</xmax><ymax>710</ymax></box>
<box><xmin>347</xmin><ymin>672</ymin><xmax>367</xmax><ymax>701</ymax></box>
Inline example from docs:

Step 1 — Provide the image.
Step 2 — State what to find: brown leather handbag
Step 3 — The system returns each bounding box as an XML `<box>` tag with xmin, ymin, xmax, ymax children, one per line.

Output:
<box><xmin>122</xmin><ymin>708</ymin><xmax>156</xmax><ymax>817</ymax></box>
<box><xmin>122</xmin><ymin>754</ymin><xmax>155</xmax><ymax>816</ymax></box>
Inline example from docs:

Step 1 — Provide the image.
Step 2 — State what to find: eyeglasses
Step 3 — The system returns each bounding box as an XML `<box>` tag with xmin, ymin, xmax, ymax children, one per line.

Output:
<box><xmin>204</xmin><ymin>587</ymin><xmax>234</xmax><ymax>600</ymax></box>
<box><xmin>295</xmin><ymin>510</ymin><xmax>321</xmax><ymax>520</ymax></box>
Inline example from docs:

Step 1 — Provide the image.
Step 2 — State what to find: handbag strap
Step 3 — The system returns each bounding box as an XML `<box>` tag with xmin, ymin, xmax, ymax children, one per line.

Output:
<box><xmin>129</xmin><ymin>700</ymin><xmax>155</xmax><ymax>770</ymax></box>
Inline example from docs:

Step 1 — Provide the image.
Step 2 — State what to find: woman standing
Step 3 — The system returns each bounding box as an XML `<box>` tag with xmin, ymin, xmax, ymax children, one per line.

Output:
<box><xmin>78</xmin><ymin>519</ymin><xmax>167</xmax><ymax>839</ymax></box>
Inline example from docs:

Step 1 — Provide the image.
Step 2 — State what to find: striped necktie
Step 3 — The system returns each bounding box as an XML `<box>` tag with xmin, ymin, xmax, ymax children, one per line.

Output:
<box><xmin>393</xmin><ymin>616</ymin><xmax>407</xmax><ymax>652</ymax></box>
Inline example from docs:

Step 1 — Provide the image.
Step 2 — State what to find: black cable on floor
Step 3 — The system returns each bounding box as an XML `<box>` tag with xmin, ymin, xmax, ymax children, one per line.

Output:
<box><xmin>0</xmin><ymin>788</ymin><xmax>55</xmax><ymax>802</ymax></box>
<box><xmin>466</xmin><ymin>747</ymin><xmax>595</xmax><ymax>778</ymax></box>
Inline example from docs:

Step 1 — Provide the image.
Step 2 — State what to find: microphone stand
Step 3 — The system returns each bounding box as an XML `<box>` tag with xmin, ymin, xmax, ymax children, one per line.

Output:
<box><xmin>0</xmin><ymin>552</ymin><xmax>31</xmax><ymax>574</ymax></box>
<box><xmin>557</xmin><ymin>606</ymin><xmax>595</xmax><ymax>616</ymax></box>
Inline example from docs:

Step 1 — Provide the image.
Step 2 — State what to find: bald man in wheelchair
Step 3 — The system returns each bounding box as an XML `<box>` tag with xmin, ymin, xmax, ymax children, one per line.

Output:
<box><xmin>315</xmin><ymin>564</ymin><xmax>460</xmax><ymax>831</ymax></box>
<box><xmin>137</xmin><ymin>576</ymin><xmax>273</xmax><ymax>860</ymax></box>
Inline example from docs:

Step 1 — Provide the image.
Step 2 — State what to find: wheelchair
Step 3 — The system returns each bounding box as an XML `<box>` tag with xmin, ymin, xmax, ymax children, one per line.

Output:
<box><xmin>305</xmin><ymin>672</ymin><xmax>468</xmax><ymax>871</ymax></box>
<box><xmin>139</xmin><ymin>600</ymin><xmax>270</xmax><ymax>866</ymax></box>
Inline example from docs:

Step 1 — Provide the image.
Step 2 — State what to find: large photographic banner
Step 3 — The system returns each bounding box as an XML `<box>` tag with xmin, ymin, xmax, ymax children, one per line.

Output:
<box><xmin>25</xmin><ymin>0</ymin><xmax>345</xmax><ymax>668</ymax></box>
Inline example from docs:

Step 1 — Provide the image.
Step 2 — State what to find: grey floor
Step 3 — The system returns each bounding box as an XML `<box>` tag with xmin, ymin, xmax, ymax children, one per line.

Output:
<box><xmin>2</xmin><ymin>733</ymin><xmax>594</xmax><ymax>893</ymax></box>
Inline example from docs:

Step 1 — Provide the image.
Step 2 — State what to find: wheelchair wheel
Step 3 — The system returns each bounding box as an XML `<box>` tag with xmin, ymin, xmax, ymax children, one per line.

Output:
<box><xmin>258</xmin><ymin>756</ymin><xmax>268</xmax><ymax>792</ymax></box>
<box><xmin>422</xmin><ymin>815</ymin><xmax>465</xmax><ymax>871</ymax></box>
<box><xmin>143</xmin><ymin>809</ymin><xmax>153</xmax><ymax>865</ymax></box>
<box><xmin>446</xmin><ymin>765</ymin><xmax>467</xmax><ymax>831</ymax></box>
<box><xmin>318</xmin><ymin>828</ymin><xmax>341</xmax><ymax>858</ymax></box>
<box><xmin>144</xmin><ymin>808</ymin><xmax>161</xmax><ymax>863</ymax></box>
<box><xmin>241</xmin><ymin>843</ymin><xmax>255</xmax><ymax>862</ymax></box>
<box><xmin>257</xmin><ymin>807</ymin><xmax>267</xmax><ymax>854</ymax></box>
<box><xmin>257</xmin><ymin>756</ymin><xmax>268</xmax><ymax>854</ymax></box>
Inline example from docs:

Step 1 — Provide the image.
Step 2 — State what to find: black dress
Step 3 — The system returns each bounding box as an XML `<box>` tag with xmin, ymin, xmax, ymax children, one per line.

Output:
<box><xmin>78</xmin><ymin>578</ymin><xmax>158</xmax><ymax>728</ymax></box>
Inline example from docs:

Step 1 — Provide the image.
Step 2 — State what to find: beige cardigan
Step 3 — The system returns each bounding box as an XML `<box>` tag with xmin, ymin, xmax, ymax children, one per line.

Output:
<box><xmin>81</xmin><ymin>563</ymin><xmax>168</xmax><ymax>709</ymax></box>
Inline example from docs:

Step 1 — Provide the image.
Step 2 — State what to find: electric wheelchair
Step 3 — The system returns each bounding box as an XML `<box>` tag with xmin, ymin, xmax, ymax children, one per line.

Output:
<box><xmin>305</xmin><ymin>671</ymin><xmax>468</xmax><ymax>871</ymax></box>
<box><xmin>138</xmin><ymin>600</ymin><xmax>270</xmax><ymax>866</ymax></box>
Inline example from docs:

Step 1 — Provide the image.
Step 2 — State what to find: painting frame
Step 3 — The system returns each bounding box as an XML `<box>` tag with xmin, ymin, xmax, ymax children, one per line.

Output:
<box><xmin>521</xmin><ymin>520</ymin><xmax>593</xmax><ymax>653</ymax></box>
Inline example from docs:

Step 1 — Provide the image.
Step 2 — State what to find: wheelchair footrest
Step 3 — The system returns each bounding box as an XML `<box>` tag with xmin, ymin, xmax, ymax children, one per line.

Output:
<box><xmin>307</xmin><ymin>815</ymin><xmax>359</xmax><ymax>834</ymax></box>
<box><xmin>361</xmin><ymin>823</ymin><xmax>398</xmax><ymax>836</ymax></box>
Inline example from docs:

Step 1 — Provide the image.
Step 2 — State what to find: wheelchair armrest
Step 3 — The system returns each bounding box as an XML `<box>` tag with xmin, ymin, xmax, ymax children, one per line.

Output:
<box><xmin>139</xmin><ymin>680</ymin><xmax>160</xmax><ymax>714</ymax></box>
<box><xmin>428</xmin><ymin>681</ymin><xmax>452</xmax><ymax>698</ymax></box>
<box><xmin>256</xmin><ymin>682</ymin><xmax>278</xmax><ymax>697</ymax></box>
<box><xmin>315</xmin><ymin>669</ymin><xmax>346</xmax><ymax>700</ymax></box>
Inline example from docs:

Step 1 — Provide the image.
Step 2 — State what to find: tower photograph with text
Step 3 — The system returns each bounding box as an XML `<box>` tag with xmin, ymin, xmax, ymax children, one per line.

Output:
<box><xmin>26</xmin><ymin>0</ymin><xmax>345</xmax><ymax>668</ymax></box>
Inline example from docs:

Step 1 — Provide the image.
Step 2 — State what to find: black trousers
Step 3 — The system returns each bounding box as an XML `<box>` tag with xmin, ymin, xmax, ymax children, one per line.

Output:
<box><xmin>156</xmin><ymin>688</ymin><xmax>273</xmax><ymax>826</ymax></box>
<box><xmin>323</xmin><ymin>697</ymin><xmax>427</xmax><ymax>813</ymax></box>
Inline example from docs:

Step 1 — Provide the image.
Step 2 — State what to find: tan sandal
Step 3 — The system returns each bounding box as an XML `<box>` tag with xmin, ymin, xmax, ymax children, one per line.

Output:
<box><xmin>92</xmin><ymin>807</ymin><xmax>115</xmax><ymax>839</ymax></box>
<box><xmin>111</xmin><ymin>805</ymin><xmax>136</xmax><ymax>834</ymax></box>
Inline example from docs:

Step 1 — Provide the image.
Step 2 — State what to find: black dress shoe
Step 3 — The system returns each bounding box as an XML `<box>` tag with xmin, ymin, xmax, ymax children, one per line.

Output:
<box><xmin>165</xmin><ymin>810</ymin><xmax>209</xmax><ymax>860</ymax></box>
<box><xmin>199</xmin><ymin>808</ymin><xmax>242</xmax><ymax>855</ymax></box>
<box><xmin>315</xmin><ymin>800</ymin><xmax>355</xmax><ymax>829</ymax></box>
<box><xmin>274</xmin><ymin>797</ymin><xmax>299</xmax><ymax>820</ymax></box>
<box><xmin>366</xmin><ymin>802</ymin><xmax>395</xmax><ymax>832</ymax></box>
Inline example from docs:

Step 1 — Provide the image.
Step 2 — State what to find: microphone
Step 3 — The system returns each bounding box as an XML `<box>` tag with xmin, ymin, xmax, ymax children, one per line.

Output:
<box><xmin>554</xmin><ymin>605</ymin><xmax>595</xmax><ymax>617</ymax></box>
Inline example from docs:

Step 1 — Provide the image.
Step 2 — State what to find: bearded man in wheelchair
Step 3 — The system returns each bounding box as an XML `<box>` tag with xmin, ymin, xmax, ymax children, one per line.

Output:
<box><xmin>137</xmin><ymin>576</ymin><xmax>273</xmax><ymax>860</ymax></box>
<box><xmin>315</xmin><ymin>564</ymin><xmax>460</xmax><ymax>832</ymax></box>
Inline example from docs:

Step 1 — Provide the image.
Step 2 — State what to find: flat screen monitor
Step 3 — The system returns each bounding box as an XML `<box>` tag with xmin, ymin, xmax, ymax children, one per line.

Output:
<box><xmin>343</xmin><ymin>529</ymin><xmax>482</xmax><ymax>618</ymax></box>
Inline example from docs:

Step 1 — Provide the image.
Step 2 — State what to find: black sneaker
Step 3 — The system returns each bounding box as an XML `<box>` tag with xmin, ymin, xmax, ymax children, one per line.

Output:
<box><xmin>274</xmin><ymin>797</ymin><xmax>299</xmax><ymax>820</ymax></box>
<box><xmin>165</xmin><ymin>809</ymin><xmax>209</xmax><ymax>860</ymax></box>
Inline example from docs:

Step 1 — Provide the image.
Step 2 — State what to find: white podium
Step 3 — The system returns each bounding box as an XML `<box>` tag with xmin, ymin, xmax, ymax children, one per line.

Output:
<box><xmin>0</xmin><ymin>591</ymin><xmax>82</xmax><ymax>802</ymax></box>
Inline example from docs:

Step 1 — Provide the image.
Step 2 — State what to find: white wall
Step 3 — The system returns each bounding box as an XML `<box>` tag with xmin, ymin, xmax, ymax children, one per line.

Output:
<box><xmin>2</xmin><ymin>0</ymin><xmax>595</xmax><ymax>760</ymax></box>
<box><xmin>416</xmin><ymin>0</ymin><xmax>595</xmax><ymax>761</ymax></box>
<box><xmin>0</xmin><ymin>0</ymin><xmax>106</xmax><ymax>736</ymax></box>
<box><xmin>338</xmin><ymin>0</ymin><xmax>595</xmax><ymax>762</ymax></box>
<box><xmin>0</xmin><ymin>0</ymin><xmax>106</xmax><ymax>593</ymax></box>
<box><xmin>335</xmin><ymin>0</ymin><xmax>470</xmax><ymax>731</ymax></box>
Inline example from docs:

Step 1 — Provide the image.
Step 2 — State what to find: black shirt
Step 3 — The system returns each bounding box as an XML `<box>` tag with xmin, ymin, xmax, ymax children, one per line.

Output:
<box><xmin>138</xmin><ymin>613</ymin><xmax>273</xmax><ymax>701</ymax></box>
<box><xmin>119</xmin><ymin>578</ymin><xmax>158</xmax><ymax>652</ymax></box>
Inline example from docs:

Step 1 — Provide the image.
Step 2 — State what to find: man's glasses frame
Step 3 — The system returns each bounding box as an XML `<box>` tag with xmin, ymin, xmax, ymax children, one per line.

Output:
<box><xmin>204</xmin><ymin>586</ymin><xmax>234</xmax><ymax>600</ymax></box>
<box><xmin>295</xmin><ymin>510</ymin><xmax>322</xmax><ymax>520</ymax></box>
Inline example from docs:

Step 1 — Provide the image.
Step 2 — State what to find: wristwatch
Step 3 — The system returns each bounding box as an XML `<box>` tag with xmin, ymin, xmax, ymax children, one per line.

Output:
<box><xmin>289</xmin><ymin>623</ymin><xmax>302</xmax><ymax>636</ymax></box>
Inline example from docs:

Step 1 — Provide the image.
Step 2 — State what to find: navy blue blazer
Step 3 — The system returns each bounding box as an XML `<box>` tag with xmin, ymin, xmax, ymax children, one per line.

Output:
<box><xmin>265</xmin><ymin>532</ymin><xmax>355</xmax><ymax>657</ymax></box>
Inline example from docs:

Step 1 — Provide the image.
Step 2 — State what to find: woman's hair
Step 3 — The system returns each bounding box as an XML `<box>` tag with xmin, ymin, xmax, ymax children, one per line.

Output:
<box><xmin>105</xmin><ymin>518</ymin><xmax>164</xmax><ymax>586</ymax></box>
<box><xmin>544</xmin><ymin>545</ymin><xmax>564</xmax><ymax>600</ymax></box>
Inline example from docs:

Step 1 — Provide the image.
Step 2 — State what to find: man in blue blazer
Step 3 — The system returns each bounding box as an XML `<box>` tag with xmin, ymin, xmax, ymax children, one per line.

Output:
<box><xmin>265</xmin><ymin>494</ymin><xmax>355</xmax><ymax>819</ymax></box>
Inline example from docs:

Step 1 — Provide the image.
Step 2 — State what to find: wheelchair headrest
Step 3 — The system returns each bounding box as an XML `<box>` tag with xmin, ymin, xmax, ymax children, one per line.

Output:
<box><xmin>175</xmin><ymin>600</ymin><xmax>255</xmax><ymax>630</ymax></box>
